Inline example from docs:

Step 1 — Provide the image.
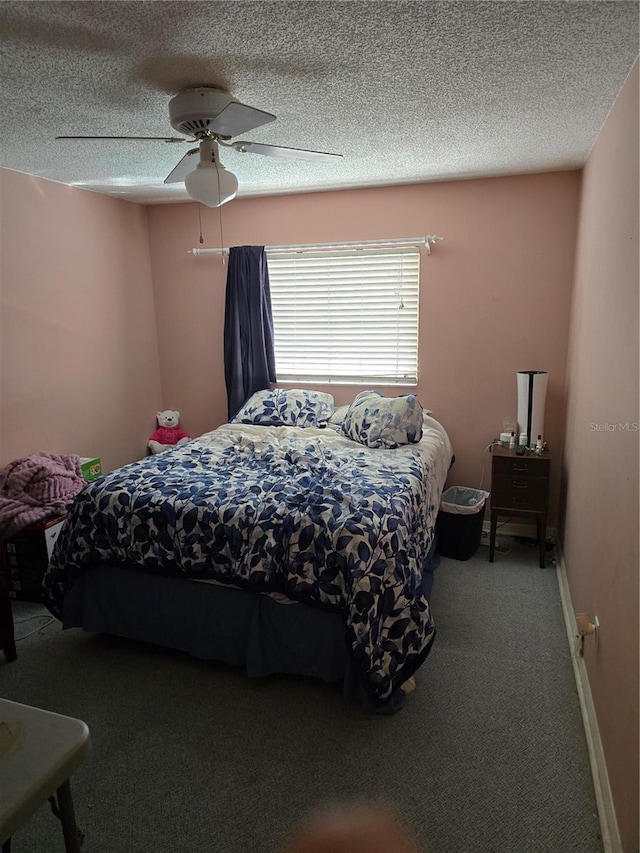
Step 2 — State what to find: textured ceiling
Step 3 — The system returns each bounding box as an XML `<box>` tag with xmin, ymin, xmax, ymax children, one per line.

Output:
<box><xmin>0</xmin><ymin>1</ymin><xmax>637</xmax><ymax>204</ymax></box>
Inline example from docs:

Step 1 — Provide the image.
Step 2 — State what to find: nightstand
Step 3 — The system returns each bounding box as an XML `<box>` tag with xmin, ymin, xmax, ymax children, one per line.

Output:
<box><xmin>489</xmin><ymin>445</ymin><xmax>551</xmax><ymax>568</ymax></box>
<box><xmin>0</xmin><ymin>552</ymin><xmax>16</xmax><ymax>663</ymax></box>
<box><xmin>0</xmin><ymin>516</ymin><xmax>65</xmax><ymax>602</ymax></box>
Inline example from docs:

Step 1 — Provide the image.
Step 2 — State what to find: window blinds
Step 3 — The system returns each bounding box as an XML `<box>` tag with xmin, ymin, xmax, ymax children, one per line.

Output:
<box><xmin>267</xmin><ymin>247</ymin><xmax>420</xmax><ymax>384</ymax></box>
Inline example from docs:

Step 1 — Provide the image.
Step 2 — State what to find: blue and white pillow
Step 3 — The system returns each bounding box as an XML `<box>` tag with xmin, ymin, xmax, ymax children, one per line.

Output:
<box><xmin>232</xmin><ymin>388</ymin><xmax>335</xmax><ymax>428</ymax></box>
<box><xmin>277</xmin><ymin>389</ymin><xmax>335</xmax><ymax>428</ymax></box>
<box><xmin>342</xmin><ymin>390</ymin><xmax>424</xmax><ymax>448</ymax></box>
<box><xmin>232</xmin><ymin>389</ymin><xmax>281</xmax><ymax>426</ymax></box>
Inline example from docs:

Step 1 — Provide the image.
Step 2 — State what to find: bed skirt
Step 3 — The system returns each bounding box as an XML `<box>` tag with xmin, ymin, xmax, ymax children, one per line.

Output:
<box><xmin>61</xmin><ymin>537</ymin><xmax>440</xmax><ymax>713</ymax></box>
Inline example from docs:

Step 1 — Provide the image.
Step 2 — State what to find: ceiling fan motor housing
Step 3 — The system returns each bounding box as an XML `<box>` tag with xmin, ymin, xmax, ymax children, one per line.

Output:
<box><xmin>169</xmin><ymin>88</ymin><xmax>235</xmax><ymax>136</ymax></box>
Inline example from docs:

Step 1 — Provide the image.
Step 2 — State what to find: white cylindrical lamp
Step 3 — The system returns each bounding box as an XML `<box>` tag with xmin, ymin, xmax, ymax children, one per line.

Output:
<box><xmin>517</xmin><ymin>371</ymin><xmax>548</xmax><ymax>447</ymax></box>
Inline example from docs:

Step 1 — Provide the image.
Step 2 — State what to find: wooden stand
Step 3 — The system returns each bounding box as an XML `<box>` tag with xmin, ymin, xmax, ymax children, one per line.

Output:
<box><xmin>488</xmin><ymin>445</ymin><xmax>551</xmax><ymax>568</ymax></box>
<box><xmin>0</xmin><ymin>553</ymin><xmax>16</xmax><ymax>662</ymax></box>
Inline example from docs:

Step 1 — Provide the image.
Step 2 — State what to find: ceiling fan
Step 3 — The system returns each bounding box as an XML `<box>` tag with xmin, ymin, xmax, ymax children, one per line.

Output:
<box><xmin>56</xmin><ymin>87</ymin><xmax>343</xmax><ymax>207</ymax></box>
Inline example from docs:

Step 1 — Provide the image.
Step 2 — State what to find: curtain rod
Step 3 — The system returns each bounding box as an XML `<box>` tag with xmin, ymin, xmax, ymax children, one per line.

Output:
<box><xmin>188</xmin><ymin>235</ymin><xmax>444</xmax><ymax>256</ymax></box>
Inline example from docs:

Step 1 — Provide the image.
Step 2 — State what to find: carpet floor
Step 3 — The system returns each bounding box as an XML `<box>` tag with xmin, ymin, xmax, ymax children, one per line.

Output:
<box><xmin>1</xmin><ymin>539</ymin><xmax>602</xmax><ymax>853</ymax></box>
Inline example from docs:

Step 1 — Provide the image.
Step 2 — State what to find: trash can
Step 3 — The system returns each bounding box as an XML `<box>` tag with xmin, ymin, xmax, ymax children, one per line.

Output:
<box><xmin>436</xmin><ymin>487</ymin><xmax>489</xmax><ymax>560</ymax></box>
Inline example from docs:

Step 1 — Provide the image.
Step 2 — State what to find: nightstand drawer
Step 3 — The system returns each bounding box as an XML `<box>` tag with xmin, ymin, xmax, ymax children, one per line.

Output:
<box><xmin>491</xmin><ymin>476</ymin><xmax>549</xmax><ymax>511</ymax></box>
<box><xmin>492</xmin><ymin>455</ymin><xmax>550</xmax><ymax>480</ymax></box>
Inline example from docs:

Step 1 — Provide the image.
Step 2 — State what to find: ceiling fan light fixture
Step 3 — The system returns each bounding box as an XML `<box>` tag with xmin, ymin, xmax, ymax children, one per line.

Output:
<box><xmin>185</xmin><ymin>161</ymin><xmax>238</xmax><ymax>208</ymax></box>
<box><xmin>184</xmin><ymin>137</ymin><xmax>238</xmax><ymax>207</ymax></box>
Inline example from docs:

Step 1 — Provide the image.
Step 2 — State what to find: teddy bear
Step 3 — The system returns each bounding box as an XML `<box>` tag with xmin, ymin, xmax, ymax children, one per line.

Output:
<box><xmin>148</xmin><ymin>410</ymin><xmax>190</xmax><ymax>454</ymax></box>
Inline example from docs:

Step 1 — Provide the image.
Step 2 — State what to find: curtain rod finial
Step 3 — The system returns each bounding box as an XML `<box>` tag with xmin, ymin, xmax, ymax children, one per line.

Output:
<box><xmin>424</xmin><ymin>235</ymin><xmax>443</xmax><ymax>255</ymax></box>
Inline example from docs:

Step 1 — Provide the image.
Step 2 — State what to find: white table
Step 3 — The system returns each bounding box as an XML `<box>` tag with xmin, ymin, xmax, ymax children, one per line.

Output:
<box><xmin>0</xmin><ymin>699</ymin><xmax>90</xmax><ymax>852</ymax></box>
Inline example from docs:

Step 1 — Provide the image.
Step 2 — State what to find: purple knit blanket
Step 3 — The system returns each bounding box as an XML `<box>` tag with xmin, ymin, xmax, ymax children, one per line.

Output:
<box><xmin>0</xmin><ymin>453</ymin><xmax>86</xmax><ymax>537</ymax></box>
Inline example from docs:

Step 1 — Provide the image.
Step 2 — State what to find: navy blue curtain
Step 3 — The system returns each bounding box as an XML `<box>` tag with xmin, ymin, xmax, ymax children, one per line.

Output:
<box><xmin>224</xmin><ymin>246</ymin><xmax>277</xmax><ymax>420</ymax></box>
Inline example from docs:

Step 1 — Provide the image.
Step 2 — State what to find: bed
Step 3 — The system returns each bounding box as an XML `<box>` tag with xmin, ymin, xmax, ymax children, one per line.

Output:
<box><xmin>43</xmin><ymin>391</ymin><xmax>453</xmax><ymax>712</ymax></box>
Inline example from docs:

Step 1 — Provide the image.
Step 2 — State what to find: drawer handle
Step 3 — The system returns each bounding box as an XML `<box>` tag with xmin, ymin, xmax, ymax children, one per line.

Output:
<box><xmin>513</xmin><ymin>498</ymin><xmax>529</xmax><ymax>505</ymax></box>
<box><xmin>513</xmin><ymin>464</ymin><xmax>528</xmax><ymax>472</ymax></box>
<box><xmin>512</xmin><ymin>482</ymin><xmax>528</xmax><ymax>489</ymax></box>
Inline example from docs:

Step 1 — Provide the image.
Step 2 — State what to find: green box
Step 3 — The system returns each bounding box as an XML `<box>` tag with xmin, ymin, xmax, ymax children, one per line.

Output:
<box><xmin>79</xmin><ymin>457</ymin><xmax>102</xmax><ymax>482</ymax></box>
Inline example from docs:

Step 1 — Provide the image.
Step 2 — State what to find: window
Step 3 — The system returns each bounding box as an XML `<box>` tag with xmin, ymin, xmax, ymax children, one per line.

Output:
<box><xmin>267</xmin><ymin>246</ymin><xmax>420</xmax><ymax>384</ymax></box>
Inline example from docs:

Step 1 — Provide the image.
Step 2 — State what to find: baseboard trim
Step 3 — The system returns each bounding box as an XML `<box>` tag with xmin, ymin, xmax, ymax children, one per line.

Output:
<box><xmin>554</xmin><ymin>543</ymin><xmax>622</xmax><ymax>853</ymax></box>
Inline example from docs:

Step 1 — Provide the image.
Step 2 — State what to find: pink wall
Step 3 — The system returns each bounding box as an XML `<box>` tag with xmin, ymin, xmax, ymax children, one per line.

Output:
<box><xmin>148</xmin><ymin>171</ymin><xmax>580</xmax><ymax>525</ymax></box>
<box><xmin>561</xmin><ymin>63</ymin><xmax>639</xmax><ymax>852</ymax></box>
<box><xmin>0</xmin><ymin>170</ymin><xmax>163</xmax><ymax>472</ymax></box>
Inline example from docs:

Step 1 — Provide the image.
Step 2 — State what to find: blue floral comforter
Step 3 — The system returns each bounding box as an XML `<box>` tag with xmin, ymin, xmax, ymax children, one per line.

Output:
<box><xmin>44</xmin><ymin>421</ymin><xmax>452</xmax><ymax>702</ymax></box>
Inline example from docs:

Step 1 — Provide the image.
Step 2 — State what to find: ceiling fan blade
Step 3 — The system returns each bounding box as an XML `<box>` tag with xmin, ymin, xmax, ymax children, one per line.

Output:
<box><xmin>231</xmin><ymin>141</ymin><xmax>343</xmax><ymax>161</ymax></box>
<box><xmin>164</xmin><ymin>148</ymin><xmax>200</xmax><ymax>184</ymax></box>
<box><xmin>208</xmin><ymin>102</ymin><xmax>276</xmax><ymax>137</ymax></box>
<box><xmin>56</xmin><ymin>135</ymin><xmax>189</xmax><ymax>143</ymax></box>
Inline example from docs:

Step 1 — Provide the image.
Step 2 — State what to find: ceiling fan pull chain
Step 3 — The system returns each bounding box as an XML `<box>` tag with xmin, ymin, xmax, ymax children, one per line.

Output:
<box><xmin>217</xmin><ymin>166</ymin><xmax>226</xmax><ymax>265</ymax></box>
<box><xmin>198</xmin><ymin>204</ymin><xmax>204</xmax><ymax>244</ymax></box>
